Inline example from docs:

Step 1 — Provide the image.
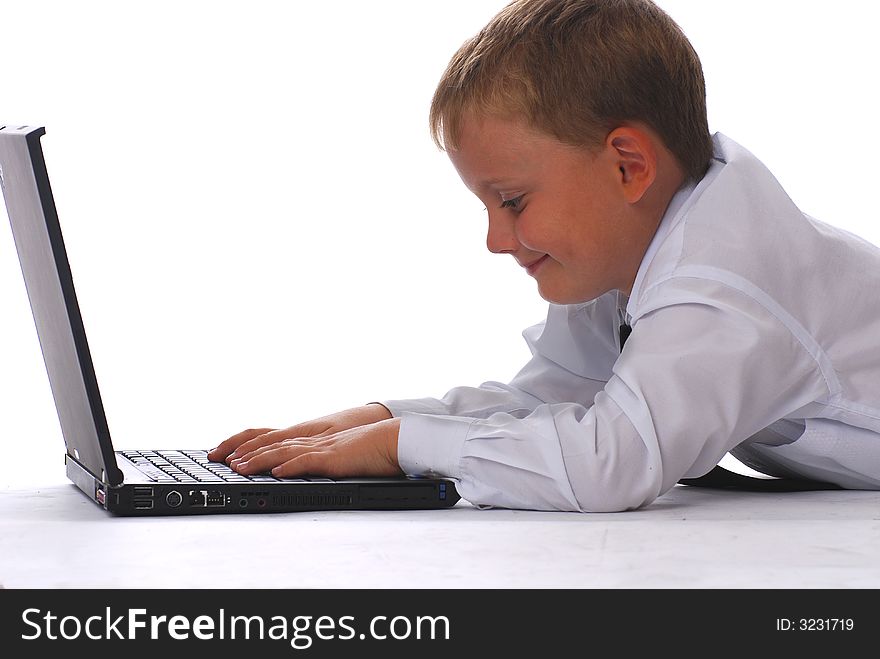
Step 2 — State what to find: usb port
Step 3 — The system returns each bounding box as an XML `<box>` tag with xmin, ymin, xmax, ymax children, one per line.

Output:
<box><xmin>133</xmin><ymin>486</ymin><xmax>154</xmax><ymax>497</ymax></box>
<box><xmin>133</xmin><ymin>499</ymin><xmax>154</xmax><ymax>510</ymax></box>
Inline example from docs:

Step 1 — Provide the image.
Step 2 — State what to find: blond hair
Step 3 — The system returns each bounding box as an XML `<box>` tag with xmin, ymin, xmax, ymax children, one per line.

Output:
<box><xmin>430</xmin><ymin>0</ymin><xmax>713</xmax><ymax>181</ymax></box>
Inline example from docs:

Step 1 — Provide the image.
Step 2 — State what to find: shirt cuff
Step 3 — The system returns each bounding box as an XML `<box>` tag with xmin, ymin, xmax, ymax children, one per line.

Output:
<box><xmin>397</xmin><ymin>412</ymin><xmax>474</xmax><ymax>480</ymax></box>
<box><xmin>379</xmin><ymin>398</ymin><xmax>451</xmax><ymax>418</ymax></box>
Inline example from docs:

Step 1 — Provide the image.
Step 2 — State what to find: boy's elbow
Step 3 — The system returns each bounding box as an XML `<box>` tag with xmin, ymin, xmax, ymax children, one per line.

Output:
<box><xmin>566</xmin><ymin>452</ymin><xmax>665</xmax><ymax>513</ymax></box>
<box><xmin>571</xmin><ymin>483</ymin><xmax>660</xmax><ymax>513</ymax></box>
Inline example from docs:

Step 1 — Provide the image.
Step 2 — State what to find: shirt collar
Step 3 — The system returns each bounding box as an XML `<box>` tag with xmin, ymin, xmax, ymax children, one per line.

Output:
<box><xmin>624</xmin><ymin>137</ymin><xmax>729</xmax><ymax>320</ymax></box>
<box><xmin>624</xmin><ymin>179</ymin><xmax>695</xmax><ymax>321</ymax></box>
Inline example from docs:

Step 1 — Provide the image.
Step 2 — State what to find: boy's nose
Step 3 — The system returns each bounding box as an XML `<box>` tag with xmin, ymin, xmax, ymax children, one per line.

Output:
<box><xmin>486</xmin><ymin>212</ymin><xmax>519</xmax><ymax>254</ymax></box>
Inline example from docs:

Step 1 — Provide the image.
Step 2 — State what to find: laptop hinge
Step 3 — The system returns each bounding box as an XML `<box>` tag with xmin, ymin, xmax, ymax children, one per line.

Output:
<box><xmin>65</xmin><ymin>452</ymin><xmax>108</xmax><ymax>507</ymax></box>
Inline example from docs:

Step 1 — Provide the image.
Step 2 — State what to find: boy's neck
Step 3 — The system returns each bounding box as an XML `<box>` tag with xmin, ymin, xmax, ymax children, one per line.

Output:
<box><xmin>619</xmin><ymin>156</ymin><xmax>687</xmax><ymax>297</ymax></box>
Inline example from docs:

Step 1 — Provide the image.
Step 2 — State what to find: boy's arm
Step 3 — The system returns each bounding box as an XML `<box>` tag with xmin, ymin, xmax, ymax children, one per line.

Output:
<box><xmin>215</xmin><ymin>302</ymin><xmax>618</xmax><ymax>480</ymax></box>
<box><xmin>396</xmin><ymin>279</ymin><xmax>829</xmax><ymax>512</ymax></box>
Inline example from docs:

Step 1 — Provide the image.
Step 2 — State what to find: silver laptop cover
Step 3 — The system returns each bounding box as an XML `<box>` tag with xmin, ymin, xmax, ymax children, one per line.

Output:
<box><xmin>0</xmin><ymin>125</ymin><xmax>122</xmax><ymax>485</ymax></box>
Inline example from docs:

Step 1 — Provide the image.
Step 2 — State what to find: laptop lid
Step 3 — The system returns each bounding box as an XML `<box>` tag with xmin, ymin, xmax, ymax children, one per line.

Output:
<box><xmin>0</xmin><ymin>125</ymin><xmax>122</xmax><ymax>485</ymax></box>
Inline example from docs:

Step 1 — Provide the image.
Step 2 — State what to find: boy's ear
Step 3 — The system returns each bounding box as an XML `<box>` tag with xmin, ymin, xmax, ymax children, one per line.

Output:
<box><xmin>606</xmin><ymin>126</ymin><xmax>657</xmax><ymax>204</ymax></box>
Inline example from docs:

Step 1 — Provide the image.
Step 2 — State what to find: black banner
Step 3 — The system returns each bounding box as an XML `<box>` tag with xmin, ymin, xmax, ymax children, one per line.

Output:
<box><xmin>0</xmin><ymin>588</ymin><xmax>874</xmax><ymax>656</ymax></box>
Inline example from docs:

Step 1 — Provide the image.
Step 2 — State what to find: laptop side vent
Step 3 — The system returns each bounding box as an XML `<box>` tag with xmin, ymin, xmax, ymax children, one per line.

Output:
<box><xmin>271</xmin><ymin>493</ymin><xmax>352</xmax><ymax>508</ymax></box>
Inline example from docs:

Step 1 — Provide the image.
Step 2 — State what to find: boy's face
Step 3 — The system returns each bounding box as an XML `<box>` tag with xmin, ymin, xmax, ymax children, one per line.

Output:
<box><xmin>447</xmin><ymin>114</ymin><xmax>652</xmax><ymax>305</ymax></box>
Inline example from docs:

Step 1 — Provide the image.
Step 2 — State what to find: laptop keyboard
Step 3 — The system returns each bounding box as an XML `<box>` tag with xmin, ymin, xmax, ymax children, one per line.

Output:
<box><xmin>119</xmin><ymin>449</ymin><xmax>332</xmax><ymax>484</ymax></box>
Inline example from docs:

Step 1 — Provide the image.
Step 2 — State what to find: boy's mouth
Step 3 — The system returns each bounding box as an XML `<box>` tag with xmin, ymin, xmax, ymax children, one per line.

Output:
<box><xmin>523</xmin><ymin>255</ymin><xmax>549</xmax><ymax>276</ymax></box>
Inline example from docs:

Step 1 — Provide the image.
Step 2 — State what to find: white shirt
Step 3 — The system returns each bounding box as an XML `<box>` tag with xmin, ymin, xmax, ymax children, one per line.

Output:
<box><xmin>385</xmin><ymin>133</ymin><xmax>880</xmax><ymax>512</ymax></box>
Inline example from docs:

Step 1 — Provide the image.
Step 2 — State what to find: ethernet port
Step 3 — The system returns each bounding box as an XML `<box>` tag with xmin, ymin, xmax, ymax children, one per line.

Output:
<box><xmin>188</xmin><ymin>490</ymin><xmax>226</xmax><ymax>508</ymax></box>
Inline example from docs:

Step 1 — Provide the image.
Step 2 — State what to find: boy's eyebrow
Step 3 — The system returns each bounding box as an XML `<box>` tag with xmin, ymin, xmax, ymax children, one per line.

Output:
<box><xmin>478</xmin><ymin>176</ymin><xmax>516</xmax><ymax>190</ymax></box>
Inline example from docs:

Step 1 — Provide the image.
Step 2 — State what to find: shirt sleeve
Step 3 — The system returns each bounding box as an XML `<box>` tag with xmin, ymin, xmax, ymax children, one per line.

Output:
<box><xmin>395</xmin><ymin>277</ymin><xmax>830</xmax><ymax>512</ymax></box>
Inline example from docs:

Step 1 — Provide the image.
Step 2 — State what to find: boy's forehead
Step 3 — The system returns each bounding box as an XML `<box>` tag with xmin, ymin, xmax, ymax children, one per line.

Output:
<box><xmin>451</xmin><ymin>114</ymin><xmax>581</xmax><ymax>190</ymax></box>
<box><xmin>458</xmin><ymin>113</ymin><xmax>538</xmax><ymax>148</ymax></box>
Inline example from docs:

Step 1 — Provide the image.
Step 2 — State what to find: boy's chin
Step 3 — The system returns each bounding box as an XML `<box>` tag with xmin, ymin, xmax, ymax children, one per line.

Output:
<box><xmin>537</xmin><ymin>290</ymin><xmax>589</xmax><ymax>305</ymax></box>
<box><xmin>537</xmin><ymin>281</ymin><xmax>607</xmax><ymax>306</ymax></box>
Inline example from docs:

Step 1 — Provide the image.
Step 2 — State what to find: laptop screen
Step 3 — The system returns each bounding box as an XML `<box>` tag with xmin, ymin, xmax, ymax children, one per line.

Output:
<box><xmin>0</xmin><ymin>126</ymin><xmax>122</xmax><ymax>485</ymax></box>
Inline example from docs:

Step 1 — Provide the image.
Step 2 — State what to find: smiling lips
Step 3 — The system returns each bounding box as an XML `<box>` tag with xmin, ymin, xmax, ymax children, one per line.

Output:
<box><xmin>522</xmin><ymin>255</ymin><xmax>549</xmax><ymax>276</ymax></box>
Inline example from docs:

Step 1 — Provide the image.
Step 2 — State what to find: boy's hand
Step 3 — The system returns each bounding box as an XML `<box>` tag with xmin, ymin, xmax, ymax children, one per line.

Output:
<box><xmin>207</xmin><ymin>404</ymin><xmax>392</xmax><ymax>463</ymax></box>
<box><xmin>207</xmin><ymin>404</ymin><xmax>402</xmax><ymax>478</ymax></box>
<box><xmin>229</xmin><ymin>418</ymin><xmax>402</xmax><ymax>479</ymax></box>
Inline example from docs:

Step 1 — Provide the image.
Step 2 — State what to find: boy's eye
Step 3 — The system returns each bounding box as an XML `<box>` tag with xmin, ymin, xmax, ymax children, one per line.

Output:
<box><xmin>500</xmin><ymin>195</ymin><xmax>524</xmax><ymax>211</ymax></box>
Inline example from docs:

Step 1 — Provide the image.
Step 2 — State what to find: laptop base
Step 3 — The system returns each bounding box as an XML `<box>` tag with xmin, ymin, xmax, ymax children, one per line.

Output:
<box><xmin>67</xmin><ymin>452</ymin><xmax>457</xmax><ymax>516</ymax></box>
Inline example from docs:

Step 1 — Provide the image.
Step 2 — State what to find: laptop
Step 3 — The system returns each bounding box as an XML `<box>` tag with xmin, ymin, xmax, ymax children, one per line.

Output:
<box><xmin>0</xmin><ymin>124</ymin><xmax>460</xmax><ymax>515</ymax></box>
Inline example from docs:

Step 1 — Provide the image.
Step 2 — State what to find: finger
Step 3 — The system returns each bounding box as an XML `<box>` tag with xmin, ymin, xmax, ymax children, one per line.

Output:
<box><xmin>224</xmin><ymin>428</ymin><xmax>301</xmax><ymax>463</ymax></box>
<box><xmin>207</xmin><ymin>428</ymin><xmax>275</xmax><ymax>461</ymax></box>
<box><xmin>225</xmin><ymin>419</ymin><xmax>338</xmax><ymax>462</ymax></box>
<box><xmin>229</xmin><ymin>437</ymin><xmax>301</xmax><ymax>466</ymax></box>
<box><xmin>271</xmin><ymin>451</ymin><xmax>324</xmax><ymax>478</ymax></box>
<box><xmin>235</xmin><ymin>443</ymin><xmax>321</xmax><ymax>476</ymax></box>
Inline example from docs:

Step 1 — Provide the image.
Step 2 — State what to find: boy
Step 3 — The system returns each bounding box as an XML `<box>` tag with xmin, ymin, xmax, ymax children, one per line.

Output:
<box><xmin>208</xmin><ymin>0</ymin><xmax>880</xmax><ymax>512</ymax></box>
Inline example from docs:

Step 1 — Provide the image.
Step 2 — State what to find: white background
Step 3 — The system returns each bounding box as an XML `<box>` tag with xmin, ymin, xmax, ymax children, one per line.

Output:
<box><xmin>1</xmin><ymin>0</ymin><xmax>877</xmax><ymax>487</ymax></box>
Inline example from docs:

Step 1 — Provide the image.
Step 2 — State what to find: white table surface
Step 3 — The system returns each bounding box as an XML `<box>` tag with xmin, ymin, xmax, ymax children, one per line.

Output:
<box><xmin>2</xmin><ymin>479</ymin><xmax>879</xmax><ymax>589</ymax></box>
